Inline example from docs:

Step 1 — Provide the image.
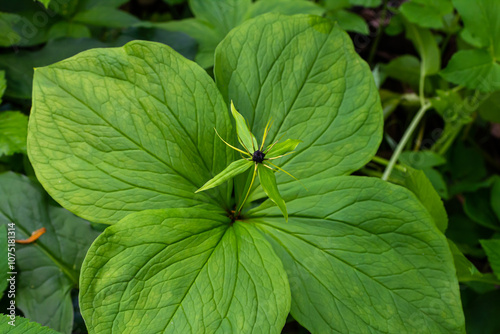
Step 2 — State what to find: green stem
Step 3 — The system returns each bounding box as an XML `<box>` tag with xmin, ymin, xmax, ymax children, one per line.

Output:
<box><xmin>434</xmin><ymin>125</ymin><xmax>462</xmax><ymax>155</ymax></box>
<box><xmin>381</xmin><ymin>61</ymin><xmax>429</xmax><ymax>180</ymax></box>
<box><xmin>371</xmin><ymin>155</ymin><xmax>406</xmax><ymax>172</ymax></box>
<box><xmin>418</xmin><ymin>72</ymin><xmax>426</xmax><ymax>107</ymax></box>
<box><xmin>361</xmin><ymin>168</ymin><xmax>383</xmax><ymax>178</ymax></box>
<box><xmin>237</xmin><ymin>164</ymin><xmax>258</xmax><ymax>214</ymax></box>
<box><xmin>382</xmin><ymin>103</ymin><xmax>431</xmax><ymax>181</ymax></box>
<box><xmin>368</xmin><ymin>0</ymin><xmax>388</xmax><ymax>66</ymax></box>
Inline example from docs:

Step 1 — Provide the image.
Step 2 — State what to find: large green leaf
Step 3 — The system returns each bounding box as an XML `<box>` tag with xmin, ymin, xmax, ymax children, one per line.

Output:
<box><xmin>215</xmin><ymin>14</ymin><xmax>382</xmax><ymax>187</ymax></box>
<box><xmin>0</xmin><ymin>12</ymin><xmax>21</xmax><ymax>47</ymax></box>
<box><xmin>0</xmin><ymin>36</ymin><xmax>195</xmax><ymax>100</ymax></box>
<box><xmin>156</xmin><ymin>19</ymin><xmax>221</xmax><ymax>68</ymax></box>
<box><xmin>326</xmin><ymin>9</ymin><xmax>369</xmax><ymax>35</ymax></box>
<box><xmin>452</xmin><ymin>0</ymin><xmax>500</xmax><ymax>58</ymax></box>
<box><xmin>447</xmin><ymin>239</ymin><xmax>499</xmax><ymax>284</ymax></box>
<box><xmin>0</xmin><ymin>38</ymin><xmax>111</xmax><ymax>100</ymax></box>
<box><xmin>77</xmin><ymin>0</ymin><xmax>129</xmax><ymax>11</ymax></box>
<box><xmin>73</xmin><ymin>7</ymin><xmax>140</xmax><ymax>28</ymax></box>
<box><xmin>249</xmin><ymin>0</ymin><xmax>324</xmax><ymax>19</ymax></box>
<box><xmin>0</xmin><ymin>111</ymin><xmax>28</xmax><ymax>157</ymax></box>
<box><xmin>441</xmin><ymin>0</ymin><xmax>500</xmax><ymax>91</ymax></box>
<box><xmin>80</xmin><ymin>208</ymin><xmax>290</xmax><ymax>333</ymax></box>
<box><xmin>190</xmin><ymin>0</ymin><xmax>251</xmax><ymax>36</ymax></box>
<box><xmin>249</xmin><ymin>176</ymin><xmax>465</xmax><ymax>333</ymax></box>
<box><xmin>480</xmin><ymin>239</ymin><xmax>500</xmax><ymax>279</ymax></box>
<box><xmin>0</xmin><ymin>315</ymin><xmax>62</xmax><ymax>333</ymax></box>
<box><xmin>28</xmin><ymin>41</ymin><xmax>232</xmax><ymax>224</ymax></box>
<box><xmin>391</xmin><ymin>166</ymin><xmax>448</xmax><ymax>232</ymax></box>
<box><xmin>403</xmin><ymin>21</ymin><xmax>441</xmax><ymax>76</ymax></box>
<box><xmin>158</xmin><ymin>0</ymin><xmax>325</xmax><ymax>68</ymax></box>
<box><xmin>349</xmin><ymin>0</ymin><xmax>381</xmax><ymax>7</ymax></box>
<box><xmin>47</xmin><ymin>22</ymin><xmax>91</xmax><ymax>40</ymax></box>
<box><xmin>0</xmin><ymin>172</ymin><xmax>100</xmax><ymax>334</ymax></box>
<box><xmin>440</xmin><ymin>49</ymin><xmax>500</xmax><ymax>93</ymax></box>
<box><xmin>400</xmin><ymin>0</ymin><xmax>453</xmax><ymax>29</ymax></box>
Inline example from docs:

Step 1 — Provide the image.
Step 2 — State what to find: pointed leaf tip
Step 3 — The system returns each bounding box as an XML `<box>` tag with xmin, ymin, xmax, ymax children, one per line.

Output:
<box><xmin>258</xmin><ymin>164</ymin><xmax>288</xmax><ymax>221</ymax></box>
<box><xmin>196</xmin><ymin>159</ymin><xmax>253</xmax><ymax>193</ymax></box>
<box><xmin>230</xmin><ymin>100</ymin><xmax>258</xmax><ymax>153</ymax></box>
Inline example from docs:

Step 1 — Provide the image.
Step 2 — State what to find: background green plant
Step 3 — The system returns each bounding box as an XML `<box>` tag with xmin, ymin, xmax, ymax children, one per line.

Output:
<box><xmin>0</xmin><ymin>0</ymin><xmax>498</xmax><ymax>333</ymax></box>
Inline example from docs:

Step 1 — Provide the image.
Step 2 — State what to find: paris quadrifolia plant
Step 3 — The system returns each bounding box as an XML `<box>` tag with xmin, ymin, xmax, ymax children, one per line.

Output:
<box><xmin>196</xmin><ymin>101</ymin><xmax>301</xmax><ymax>221</ymax></box>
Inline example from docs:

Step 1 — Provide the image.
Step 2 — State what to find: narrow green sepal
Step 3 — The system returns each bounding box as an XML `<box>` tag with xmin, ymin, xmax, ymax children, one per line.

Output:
<box><xmin>258</xmin><ymin>163</ymin><xmax>288</xmax><ymax>221</ymax></box>
<box><xmin>230</xmin><ymin>100</ymin><xmax>258</xmax><ymax>152</ymax></box>
<box><xmin>266</xmin><ymin>139</ymin><xmax>301</xmax><ymax>158</ymax></box>
<box><xmin>196</xmin><ymin>159</ymin><xmax>253</xmax><ymax>193</ymax></box>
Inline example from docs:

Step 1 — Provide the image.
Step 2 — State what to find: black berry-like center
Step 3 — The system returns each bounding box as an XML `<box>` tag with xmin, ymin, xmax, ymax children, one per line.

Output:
<box><xmin>252</xmin><ymin>150</ymin><xmax>266</xmax><ymax>163</ymax></box>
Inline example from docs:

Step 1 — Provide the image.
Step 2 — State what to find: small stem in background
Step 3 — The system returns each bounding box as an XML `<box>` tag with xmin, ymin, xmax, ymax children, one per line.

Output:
<box><xmin>461</xmin><ymin>114</ymin><xmax>476</xmax><ymax>140</ymax></box>
<box><xmin>382</xmin><ymin>103</ymin><xmax>431</xmax><ymax>180</ymax></box>
<box><xmin>371</xmin><ymin>155</ymin><xmax>390</xmax><ymax>166</ymax></box>
<box><xmin>418</xmin><ymin>72</ymin><xmax>426</xmax><ymax>107</ymax></box>
<box><xmin>440</xmin><ymin>33</ymin><xmax>452</xmax><ymax>55</ymax></box>
<box><xmin>440</xmin><ymin>14</ymin><xmax>461</xmax><ymax>55</ymax></box>
<box><xmin>361</xmin><ymin>168</ymin><xmax>383</xmax><ymax>178</ymax></box>
<box><xmin>372</xmin><ymin>155</ymin><xmax>407</xmax><ymax>172</ymax></box>
<box><xmin>368</xmin><ymin>0</ymin><xmax>388</xmax><ymax>66</ymax></box>
<box><xmin>413</xmin><ymin>117</ymin><xmax>426</xmax><ymax>151</ymax></box>
<box><xmin>432</xmin><ymin>125</ymin><xmax>462</xmax><ymax>155</ymax></box>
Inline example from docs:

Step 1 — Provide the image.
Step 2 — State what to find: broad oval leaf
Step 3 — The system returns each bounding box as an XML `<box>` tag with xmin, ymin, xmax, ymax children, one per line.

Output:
<box><xmin>0</xmin><ymin>315</ymin><xmax>62</xmax><ymax>333</ymax></box>
<box><xmin>400</xmin><ymin>0</ymin><xmax>453</xmax><ymax>29</ymax></box>
<box><xmin>215</xmin><ymin>14</ymin><xmax>383</xmax><ymax>186</ymax></box>
<box><xmin>0</xmin><ymin>172</ymin><xmax>100</xmax><ymax>334</ymax></box>
<box><xmin>80</xmin><ymin>208</ymin><xmax>290</xmax><ymax>334</ymax></box>
<box><xmin>452</xmin><ymin>0</ymin><xmax>500</xmax><ymax>58</ymax></box>
<box><xmin>189</xmin><ymin>0</ymin><xmax>251</xmax><ymax>36</ymax></box>
<box><xmin>0</xmin><ymin>111</ymin><xmax>28</xmax><ymax>157</ymax></box>
<box><xmin>440</xmin><ymin>49</ymin><xmax>500</xmax><ymax>93</ymax></box>
<box><xmin>28</xmin><ymin>41</ymin><xmax>233</xmax><ymax>224</ymax></box>
<box><xmin>249</xmin><ymin>176</ymin><xmax>465</xmax><ymax>333</ymax></box>
<box><xmin>480</xmin><ymin>239</ymin><xmax>500</xmax><ymax>280</ymax></box>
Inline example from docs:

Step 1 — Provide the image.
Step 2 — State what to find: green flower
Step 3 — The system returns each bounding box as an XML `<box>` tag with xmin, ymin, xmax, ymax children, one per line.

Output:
<box><xmin>197</xmin><ymin>101</ymin><xmax>301</xmax><ymax>221</ymax></box>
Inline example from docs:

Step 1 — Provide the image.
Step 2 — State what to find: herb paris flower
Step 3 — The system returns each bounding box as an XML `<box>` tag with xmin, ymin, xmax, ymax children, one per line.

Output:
<box><xmin>196</xmin><ymin>101</ymin><xmax>301</xmax><ymax>221</ymax></box>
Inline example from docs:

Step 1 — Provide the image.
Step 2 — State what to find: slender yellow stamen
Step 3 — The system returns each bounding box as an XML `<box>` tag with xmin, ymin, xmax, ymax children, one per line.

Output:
<box><xmin>260</xmin><ymin>118</ymin><xmax>274</xmax><ymax>151</ymax></box>
<box><xmin>264</xmin><ymin>133</ymin><xmax>287</xmax><ymax>153</ymax></box>
<box><xmin>266</xmin><ymin>161</ymin><xmax>306</xmax><ymax>189</ymax></box>
<box><xmin>214</xmin><ymin>128</ymin><xmax>252</xmax><ymax>156</ymax></box>
<box><xmin>237</xmin><ymin>136</ymin><xmax>252</xmax><ymax>155</ymax></box>
<box><xmin>267</xmin><ymin>151</ymin><xmax>296</xmax><ymax>160</ymax></box>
